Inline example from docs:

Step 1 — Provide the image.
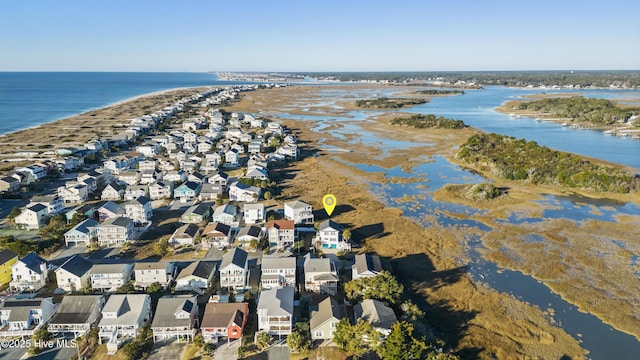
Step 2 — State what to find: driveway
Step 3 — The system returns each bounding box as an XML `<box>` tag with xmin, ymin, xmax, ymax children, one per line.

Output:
<box><xmin>147</xmin><ymin>339</ymin><xmax>187</xmax><ymax>360</ymax></box>
<box><xmin>214</xmin><ymin>339</ymin><xmax>240</xmax><ymax>360</ymax></box>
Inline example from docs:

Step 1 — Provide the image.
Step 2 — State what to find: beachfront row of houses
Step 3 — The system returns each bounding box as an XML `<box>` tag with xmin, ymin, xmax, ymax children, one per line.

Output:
<box><xmin>0</xmin><ymin>249</ymin><xmax>386</xmax><ymax>351</ymax></box>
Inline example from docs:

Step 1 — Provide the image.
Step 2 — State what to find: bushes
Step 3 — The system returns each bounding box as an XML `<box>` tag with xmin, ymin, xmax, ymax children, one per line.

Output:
<box><xmin>355</xmin><ymin>97</ymin><xmax>426</xmax><ymax>109</ymax></box>
<box><xmin>517</xmin><ymin>96</ymin><xmax>639</xmax><ymax>125</ymax></box>
<box><xmin>390</xmin><ymin>114</ymin><xmax>466</xmax><ymax>129</ymax></box>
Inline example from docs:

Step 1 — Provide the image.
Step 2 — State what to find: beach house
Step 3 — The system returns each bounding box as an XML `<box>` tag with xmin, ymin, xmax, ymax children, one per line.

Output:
<box><xmin>175</xmin><ymin>261</ymin><xmax>217</xmax><ymax>293</ymax></box>
<box><xmin>180</xmin><ymin>203</ymin><xmax>212</xmax><ymax>224</ymax></box>
<box><xmin>55</xmin><ymin>255</ymin><xmax>93</xmax><ymax>292</ymax></box>
<box><xmin>0</xmin><ymin>297</ymin><xmax>57</xmax><ymax>338</ymax></box>
<box><xmin>151</xmin><ymin>295</ymin><xmax>199</xmax><ymax>342</ymax></box>
<box><xmin>352</xmin><ymin>253</ymin><xmax>383</xmax><ymax>280</ymax></box>
<box><xmin>10</xmin><ymin>253</ymin><xmax>49</xmax><ymax>292</ymax></box>
<box><xmin>14</xmin><ymin>203</ymin><xmax>49</xmax><ymax>230</ymax></box>
<box><xmin>124</xmin><ymin>196</ymin><xmax>153</xmax><ymax>224</ymax></box>
<box><xmin>354</xmin><ymin>299</ymin><xmax>397</xmax><ymax>337</ymax></box>
<box><xmin>64</xmin><ymin>218</ymin><xmax>100</xmax><ymax>246</ymax></box>
<box><xmin>267</xmin><ymin>220</ymin><xmax>296</xmax><ymax>249</ymax></box>
<box><xmin>219</xmin><ymin>248</ymin><xmax>249</xmax><ymax>291</ymax></box>
<box><xmin>229</xmin><ymin>181</ymin><xmax>261</xmax><ymax>203</ymax></box>
<box><xmin>202</xmin><ymin>222</ymin><xmax>231</xmax><ymax>249</ymax></box>
<box><xmin>48</xmin><ymin>295</ymin><xmax>105</xmax><ymax>338</ymax></box>
<box><xmin>98</xmin><ymin>294</ymin><xmax>152</xmax><ymax>353</ymax></box>
<box><xmin>257</xmin><ymin>287</ymin><xmax>294</xmax><ymax>336</ymax></box>
<box><xmin>303</xmin><ymin>254</ymin><xmax>338</xmax><ymax>295</ymax></box>
<box><xmin>260</xmin><ymin>256</ymin><xmax>297</xmax><ymax>289</ymax></box>
<box><xmin>90</xmin><ymin>263</ymin><xmax>134</xmax><ymax>291</ymax></box>
<box><xmin>97</xmin><ymin>217</ymin><xmax>135</xmax><ymax>246</ymax></box>
<box><xmin>174</xmin><ymin>181</ymin><xmax>202</xmax><ymax>203</ymax></box>
<box><xmin>310</xmin><ymin>296</ymin><xmax>346</xmax><ymax>342</ymax></box>
<box><xmin>134</xmin><ymin>261</ymin><xmax>176</xmax><ymax>290</ymax></box>
<box><xmin>315</xmin><ymin>219</ymin><xmax>350</xmax><ymax>251</ymax></box>
<box><xmin>148</xmin><ymin>181</ymin><xmax>174</xmax><ymax>200</ymax></box>
<box><xmin>169</xmin><ymin>223</ymin><xmax>201</xmax><ymax>246</ymax></box>
<box><xmin>212</xmin><ymin>204</ymin><xmax>238</xmax><ymax>226</ymax></box>
<box><xmin>200</xmin><ymin>302</ymin><xmax>248</xmax><ymax>343</ymax></box>
<box><xmin>284</xmin><ymin>200</ymin><xmax>314</xmax><ymax>225</ymax></box>
<box><xmin>243</xmin><ymin>203</ymin><xmax>265</xmax><ymax>224</ymax></box>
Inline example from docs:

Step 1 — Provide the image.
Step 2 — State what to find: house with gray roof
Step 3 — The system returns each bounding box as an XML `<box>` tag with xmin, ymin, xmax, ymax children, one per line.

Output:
<box><xmin>97</xmin><ymin>201</ymin><xmax>125</xmax><ymax>221</ymax></box>
<box><xmin>101</xmin><ymin>181</ymin><xmax>126</xmax><ymax>201</ymax></box>
<box><xmin>315</xmin><ymin>220</ymin><xmax>350</xmax><ymax>251</ymax></box>
<box><xmin>229</xmin><ymin>181</ymin><xmax>261</xmax><ymax>203</ymax></box>
<box><xmin>243</xmin><ymin>203</ymin><xmax>265</xmax><ymax>224</ymax></box>
<box><xmin>261</xmin><ymin>256</ymin><xmax>296</xmax><ymax>289</ymax></box>
<box><xmin>212</xmin><ymin>204</ymin><xmax>238</xmax><ymax>226</ymax></box>
<box><xmin>180</xmin><ymin>203</ymin><xmax>212</xmax><ymax>224</ymax></box>
<box><xmin>97</xmin><ymin>216</ymin><xmax>135</xmax><ymax>247</ymax></box>
<box><xmin>303</xmin><ymin>254</ymin><xmax>338</xmax><ymax>295</ymax></box>
<box><xmin>284</xmin><ymin>200</ymin><xmax>314</xmax><ymax>225</ymax></box>
<box><xmin>98</xmin><ymin>294</ymin><xmax>152</xmax><ymax>354</ymax></box>
<box><xmin>134</xmin><ymin>261</ymin><xmax>176</xmax><ymax>290</ymax></box>
<box><xmin>236</xmin><ymin>225</ymin><xmax>263</xmax><ymax>248</ymax></box>
<box><xmin>10</xmin><ymin>252</ymin><xmax>48</xmax><ymax>292</ymax></box>
<box><xmin>0</xmin><ymin>297</ymin><xmax>57</xmax><ymax>338</ymax></box>
<box><xmin>169</xmin><ymin>223</ymin><xmax>201</xmax><ymax>247</ymax></box>
<box><xmin>64</xmin><ymin>218</ymin><xmax>100</xmax><ymax>246</ymax></box>
<box><xmin>202</xmin><ymin>222</ymin><xmax>231</xmax><ymax>249</ymax></box>
<box><xmin>90</xmin><ymin>263</ymin><xmax>134</xmax><ymax>291</ymax></box>
<box><xmin>14</xmin><ymin>203</ymin><xmax>49</xmax><ymax>230</ymax></box>
<box><xmin>352</xmin><ymin>253</ymin><xmax>383</xmax><ymax>280</ymax></box>
<box><xmin>257</xmin><ymin>287</ymin><xmax>294</xmax><ymax>336</ymax></box>
<box><xmin>124</xmin><ymin>196</ymin><xmax>153</xmax><ymax>224</ymax></box>
<box><xmin>151</xmin><ymin>295</ymin><xmax>198</xmax><ymax>342</ymax></box>
<box><xmin>48</xmin><ymin>295</ymin><xmax>105</xmax><ymax>338</ymax></box>
<box><xmin>55</xmin><ymin>255</ymin><xmax>93</xmax><ymax>292</ymax></box>
<box><xmin>219</xmin><ymin>248</ymin><xmax>249</xmax><ymax>291</ymax></box>
<box><xmin>354</xmin><ymin>299</ymin><xmax>397</xmax><ymax>337</ymax></box>
<box><xmin>175</xmin><ymin>261</ymin><xmax>217</xmax><ymax>293</ymax></box>
<box><xmin>310</xmin><ymin>296</ymin><xmax>346</xmax><ymax>341</ymax></box>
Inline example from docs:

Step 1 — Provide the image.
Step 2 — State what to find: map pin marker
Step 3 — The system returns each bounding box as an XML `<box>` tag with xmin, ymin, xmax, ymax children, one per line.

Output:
<box><xmin>323</xmin><ymin>194</ymin><xmax>337</xmax><ymax>216</ymax></box>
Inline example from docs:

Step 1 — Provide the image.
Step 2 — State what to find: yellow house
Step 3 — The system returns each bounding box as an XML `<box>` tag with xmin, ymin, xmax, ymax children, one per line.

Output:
<box><xmin>0</xmin><ymin>249</ymin><xmax>19</xmax><ymax>285</ymax></box>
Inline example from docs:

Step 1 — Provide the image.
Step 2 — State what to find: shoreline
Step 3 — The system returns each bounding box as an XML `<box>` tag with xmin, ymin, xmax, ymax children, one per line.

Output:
<box><xmin>0</xmin><ymin>85</ymin><xmax>212</xmax><ymax>138</ymax></box>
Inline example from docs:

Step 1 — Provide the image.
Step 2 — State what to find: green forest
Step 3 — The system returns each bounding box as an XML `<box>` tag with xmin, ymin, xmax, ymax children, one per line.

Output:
<box><xmin>390</xmin><ymin>114</ymin><xmax>467</xmax><ymax>129</ymax></box>
<box><xmin>457</xmin><ymin>133</ymin><xmax>640</xmax><ymax>193</ymax></box>
<box><xmin>354</xmin><ymin>97</ymin><xmax>426</xmax><ymax>109</ymax></box>
<box><xmin>516</xmin><ymin>96</ymin><xmax>640</xmax><ymax>125</ymax></box>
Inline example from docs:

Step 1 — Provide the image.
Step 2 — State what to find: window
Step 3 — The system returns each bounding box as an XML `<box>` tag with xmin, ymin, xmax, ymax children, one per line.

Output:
<box><xmin>314</xmin><ymin>331</ymin><xmax>323</xmax><ymax>337</ymax></box>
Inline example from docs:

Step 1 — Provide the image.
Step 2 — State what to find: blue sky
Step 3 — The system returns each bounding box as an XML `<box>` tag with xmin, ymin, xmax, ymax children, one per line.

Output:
<box><xmin>1</xmin><ymin>0</ymin><xmax>638</xmax><ymax>71</ymax></box>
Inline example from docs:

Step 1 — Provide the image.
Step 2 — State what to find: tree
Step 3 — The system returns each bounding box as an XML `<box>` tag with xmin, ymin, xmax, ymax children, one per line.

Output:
<box><xmin>154</xmin><ymin>237</ymin><xmax>169</xmax><ymax>257</ymax></box>
<box><xmin>344</xmin><ymin>271</ymin><xmax>404</xmax><ymax>304</ymax></box>
<box><xmin>249</xmin><ymin>239</ymin><xmax>259</xmax><ymax>251</ymax></box>
<box><xmin>7</xmin><ymin>207</ymin><xmax>21</xmax><ymax>222</ymax></box>
<box><xmin>147</xmin><ymin>282</ymin><xmax>164</xmax><ymax>308</ymax></box>
<box><xmin>194</xmin><ymin>333</ymin><xmax>205</xmax><ymax>348</ymax></box>
<box><xmin>263</xmin><ymin>191</ymin><xmax>272</xmax><ymax>200</ymax></box>
<box><xmin>286</xmin><ymin>329</ymin><xmax>310</xmax><ymax>353</ymax></box>
<box><xmin>255</xmin><ymin>331</ymin><xmax>271</xmax><ymax>351</ymax></box>
<box><xmin>376</xmin><ymin>321</ymin><xmax>427</xmax><ymax>360</ymax></box>
<box><xmin>334</xmin><ymin>318</ymin><xmax>379</xmax><ymax>358</ymax></box>
<box><xmin>343</xmin><ymin>229</ymin><xmax>352</xmax><ymax>242</ymax></box>
<box><xmin>32</xmin><ymin>325</ymin><xmax>51</xmax><ymax>342</ymax></box>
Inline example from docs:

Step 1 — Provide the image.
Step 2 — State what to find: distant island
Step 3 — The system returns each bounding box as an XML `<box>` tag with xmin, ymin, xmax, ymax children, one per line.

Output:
<box><xmin>354</xmin><ymin>97</ymin><xmax>426</xmax><ymax>109</ymax></box>
<box><xmin>413</xmin><ymin>89</ymin><xmax>464</xmax><ymax>95</ymax></box>
<box><xmin>390</xmin><ymin>114</ymin><xmax>467</xmax><ymax>129</ymax></box>
<box><xmin>503</xmin><ymin>96</ymin><xmax>640</xmax><ymax>126</ymax></box>
<box><xmin>457</xmin><ymin>133</ymin><xmax>640</xmax><ymax>193</ymax></box>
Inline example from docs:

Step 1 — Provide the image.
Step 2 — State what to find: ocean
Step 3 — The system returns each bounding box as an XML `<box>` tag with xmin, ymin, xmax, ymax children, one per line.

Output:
<box><xmin>0</xmin><ymin>72</ymin><xmax>240</xmax><ymax>135</ymax></box>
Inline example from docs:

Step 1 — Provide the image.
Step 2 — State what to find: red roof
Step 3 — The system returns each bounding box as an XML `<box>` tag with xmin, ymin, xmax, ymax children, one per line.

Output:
<box><xmin>267</xmin><ymin>220</ymin><xmax>295</xmax><ymax>230</ymax></box>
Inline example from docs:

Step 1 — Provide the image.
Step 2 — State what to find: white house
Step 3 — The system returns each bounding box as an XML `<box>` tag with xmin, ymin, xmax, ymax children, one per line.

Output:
<box><xmin>236</xmin><ymin>225</ymin><xmax>263</xmax><ymax>248</ymax></box>
<box><xmin>175</xmin><ymin>261</ymin><xmax>217</xmax><ymax>293</ymax></box>
<box><xmin>97</xmin><ymin>217</ymin><xmax>135</xmax><ymax>247</ymax></box>
<box><xmin>10</xmin><ymin>253</ymin><xmax>49</xmax><ymax>292</ymax></box>
<box><xmin>315</xmin><ymin>220</ymin><xmax>350</xmax><ymax>251</ymax></box>
<box><xmin>260</xmin><ymin>256</ymin><xmax>296</xmax><ymax>289</ymax></box>
<box><xmin>201</xmin><ymin>222</ymin><xmax>231</xmax><ymax>249</ymax></box>
<box><xmin>243</xmin><ymin>203</ymin><xmax>265</xmax><ymax>225</ymax></box>
<box><xmin>229</xmin><ymin>181</ymin><xmax>261</xmax><ymax>203</ymax></box>
<box><xmin>98</xmin><ymin>294</ymin><xmax>152</xmax><ymax>353</ymax></box>
<box><xmin>90</xmin><ymin>263</ymin><xmax>134</xmax><ymax>291</ymax></box>
<box><xmin>148</xmin><ymin>181</ymin><xmax>174</xmax><ymax>200</ymax></box>
<box><xmin>29</xmin><ymin>195</ymin><xmax>64</xmax><ymax>215</ymax></box>
<box><xmin>169</xmin><ymin>223</ymin><xmax>201</xmax><ymax>246</ymax></box>
<box><xmin>134</xmin><ymin>261</ymin><xmax>176</xmax><ymax>290</ymax></box>
<box><xmin>267</xmin><ymin>220</ymin><xmax>296</xmax><ymax>249</ymax></box>
<box><xmin>14</xmin><ymin>203</ymin><xmax>49</xmax><ymax>230</ymax></box>
<box><xmin>284</xmin><ymin>200</ymin><xmax>314</xmax><ymax>225</ymax></box>
<box><xmin>303</xmin><ymin>254</ymin><xmax>338</xmax><ymax>295</ymax></box>
<box><xmin>124</xmin><ymin>196</ymin><xmax>153</xmax><ymax>224</ymax></box>
<box><xmin>219</xmin><ymin>248</ymin><xmax>249</xmax><ymax>291</ymax></box>
<box><xmin>57</xmin><ymin>183</ymin><xmax>89</xmax><ymax>204</ymax></box>
<box><xmin>55</xmin><ymin>255</ymin><xmax>93</xmax><ymax>292</ymax></box>
<box><xmin>257</xmin><ymin>287</ymin><xmax>294</xmax><ymax>336</ymax></box>
<box><xmin>101</xmin><ymin>182</ymin><xmax>126</xmax><ymax>201</ymax></box>
<box><xmin>212</xmin><ymin>204</ymin><xmax>238</xmax><ymax>226</ymax></box>
<box><xmin>151</xmin><ymin>295</ymin><xmax>199</xmax><ymax>342</ymax></box>
<box><xmin>352</xmin><ymin>253</ymin><xmax>383</xmax><ymax>280</ymax></box>
<box><xmin>0</xmin><ymin>297</ymin><xmax>57</xmax><ymax>337</ymax></box>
